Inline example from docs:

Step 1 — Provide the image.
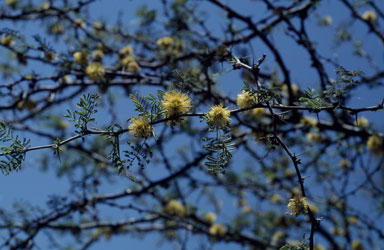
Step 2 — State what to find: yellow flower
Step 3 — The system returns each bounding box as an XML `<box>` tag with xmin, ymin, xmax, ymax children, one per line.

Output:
<box><xmin>6</xmin><ymin>0</ymin><xmax>18</xmax><ymax>8</ymax></box>
<box><xmin>351</xmin><ymin>240</ymin><xmax>364</xmax><ymax>250</ymax></box>
<box><xmin>1</xmin><ymin>35</ymin><xmax>14</xmax><ymax>47</ymax></box>
<box><xmin>204</xmin><ymin>212</ymin><xmax>216</xmax><ymax>224</ymax></box>
<box><xmin>287</xmin><ymin>196</ymin><xmax>308</xmax><ymax>215</ymax></box>
<box><xmin>161</xmin><ymin>90</ymin><xmax>191</xmax><ymax>119</ymax></box>
<box><xmin>306</xmin><ymin>132</ymin><xmax>322</xmax><ymax>143</ymax></box>
<box><xmin>250</xmin><ymin>108</ymin><xmax>265</xmax><ymax>118</ymax></box>
<box><xmin>119</xmin><ymin>45</ymin><xmax>133</xmax><ymax>56</ymax></box>
<box><xmin>17</xmin><ymin>99</ymin><xmax>37</xmax><ymax>110</ymax></box>
<box><xmin>209</xmin><ymin>224</ymin><xmax>226</xmax><ymax>237</ymax></box>
<box><xmin>163</xmin><ymin>200</ymin><xmax>186</xmax><ymax>217</ymax></box>
<box><xmin>92</xmin><ymin>21</ymin><xmax>104</xmax><ymax>31</ymax></box>
<box><xmin>314</xmin><ymin>244</ymin><xmax>325</xmax><ymax>250</ymax></box>
<box><xmin>270</xmin><ymin>194</ymin><xmax>283</xmax><ymax>203</ymax></box>
<box><xmin>362</xmin><ymin>10</ymin><xmax>377</xmax><ymax>22</ymax></box>
<box><xmin>74</xmin><ymin>18</ymin><xmax>86</xmax><ymax>28</ymax></box>
<box><xmin>157</xmin><ymin>36</ymin><xmax>174</xmax><ymax>48</ymax></box>
<box><xmin>126</xmin><ymin>61</ymin><xmax>141</xmax><ymax>74</ymax></box>
<box><xmin>86</xmin><ymin>62</ymin><xmax>105</xmax><ymax>81</ymax></box>
<box><xmin>236</xmin><ymin>90</ymin><xmax>257</xmax><ymax>109</ymax></box>
<box><xmin>331</xmin><ymin>227</ymin><xmax>344</xmax><ymax>236</ymax></box>
<box><xmin>300</xmin><ymin>116</ymin><xmax>317</xmax><ymax>127</ymax></box>
<box><xmin>272</xmin><ymin>231</ymin><xmax>285</xmax><ymax>244</ymax></box>
<box><xmin>320</xmin><ymin>16</ymin><xmax>332</xmax><ymax>26</ymax></box>
<box><xmin>120</xmin><ymin>56</ymin><xmax>134</xmax><ymax>67</ymax></box>
<box><xmin>73</xmin><ymin>51</ymin><xmax>88</xmax><ymax>65</ymax></box>
<box><xmin>282</xmin><ymin>83</ymin><xmax>299</xmax><ymax>95</ymax></box>
<box><xmin>355</xmin><ymin>116</ymin><xmax>369</xmax><ymax>128</ymax></box>
<box><xmin>339</xmin><ymin>159</ymin><xmax>351</xmax><ymax>169</ymax></box>
<box><xmin>284</xmin><ymin>169</ymin><xmax>295</xmax><ymax>178</ymax></box>
<box><xmin>206</xmin><ymin>104</ymin><xmax>231</xmax><ymax>128</ymax></box>
<box><xmin>367</xmin><ymin>135</ymin><xmax>383</xmax><ymax>154</ymax></box>
<box><xmin>40</xmin><ymin>2</ymin><xmax>50</xmax><ymax>10</ymax></box>
<box><xmin>128</xmin><ymin>116</ymin><xmax>153</xmax><ymax>138</ymax></box>
<box><xmin>348</xmin><ymin>216</ymin><xmax>359</xmax><ymax>224</ymax></box>
<box><xmin>92</xmin><ymin>50</ymin><xmax>104</xmax><ymax>61</ymax></box>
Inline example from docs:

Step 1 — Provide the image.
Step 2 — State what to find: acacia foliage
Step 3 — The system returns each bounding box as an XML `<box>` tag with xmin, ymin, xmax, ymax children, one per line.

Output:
<box><xmin>0</xmin><ymin>0</ymin><xmax>383</xmax><ymax>249</ymax></box>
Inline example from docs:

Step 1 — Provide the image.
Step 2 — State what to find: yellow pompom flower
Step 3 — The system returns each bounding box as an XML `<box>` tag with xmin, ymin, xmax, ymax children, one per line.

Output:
<box><xmin>86</xmin><ymin>62</ymin><xmax>105</xmax><ymax>81</ymax></box>
<box><xmin>236</xmin><ymin>90</ymin><xmax>257</xmax><ymax>109</ymax></box>
<box><xmin>128</xmin><ymin>116</ymin><xmax>153</xmax><ymax>138</ymax></box>
<box><xmin>209</xmin><ymin>224</ymin><xmax>226</xmax><ymax>237</ymax></box>
<box><xmin>250</xmin><ymin>108</ymin><xmax>265</xmax><ymax>118</ymax></box>
<box><xmin>306</xmin><ymin>132</ymin><xmax>323</xmax><ymax>143</ymax></box>
<box><xmin>320</xmin><ymin>16</ymin><xmax>332</xmax><ymax>26</ymax></box>
<box><xmin>339</xmin><ymin>159</ymin><xmax>351</xmax><ymax>169</ymax></box>
<box><xmin>367</xmin><ymin>135</ymin><xmax>383</xmax><ymax>154</ymax></box>
<box><xmin>355</xmin><ymin>116</ymin><xmax>369</xmax><ymax>128</ymax></box>
<box><xmin>300</xmin><ymin>116</ymin><xmax>317</xmax><ymax>127</ymax></box>
<box><xmin>270</xmin><ymin>194</ymin><xmax>283</xmax><ymax>203</ymax></box>
<box><xmin>206</xmin><ymin>104</ymin><xmax>231</xmax><ymax>128</ymax></box>
<box><xmin>73</xmin><ymin>51</ymin><xmax>88</xmax><ymax>65</ymax></box>
<box><xmin>351</xmin><ymin>240</ymin><xmax>364</xmax><ymax>250</ymax></box>
<box><xmin>282</xmin><ymin>83</ymin><xmax>299</xmax><ymax>95</ymax></box>
<box><xmin>287</xmin><ymin>196</ymin><xmax>308</xmax><ymax>215</ymax></box>
<box><xmin>6</xmin><ymin>0</ymin><xmax>18</xmax><ymax>8</ymax></box>
<box><xmin>120</xmin><ymin>55</ymin><xmax>134</xmax><ymax>66</ymax></box>
<box><xmin>74</xmin><ymin>18</ymin><xmax>86</xmax><ymax>28</ymax></box>
<box><xmin>1</xmin><ymin>35</ymin><xmax>14</xmax><ymax>47</ymax></box>
<box><xmin>40</xmin><ymin>2</ymin><xmax>50</xmax><ymax>10</ymax></box>
<box><xmin>272</xmin><ymin>231</ymin><xmax>285</xmax><ymax>244</ymax></box>
<box><xmin>126</xmin><ymin>61</ymin><xmax>141</xmax><ymax>74</ymax></box>
<box><xmin>163</xmin><ymin>200</ymin><xmax>186</xmax><ymax>217</ymax></box>
<box><xmin>348</xmin><ymin>216</ymin><xmax>359</xmax><ymax>224</ymax></box>
<box><xmin>161</xmin><ymin>90</ymin><xmax>191</xmax><ymax>119</ymax></box>
<box><xmin>92</xmin><ymin>50</ymin><xmax>104</xmax><ymax>61</ymax></box>
<box><xmin>157</xmin><ymin>36</ymin><xmax>174</xmax><ymax>48</ymax></box>
<box><xmin>331</xmin><ymin>227</ymin><xmax>344</xmax><ymax>236</ymax></box>
<box><xmin>119</xmin><ymin>45</ymin><xmax>133</xmax><ymax>56</ymax></box>
<box><xmin>362</xmin><ymin>10</ymin><xmax>377</xmax><ymax>22</ymax></box>
<box><xmin>314</xmin><ymin>244</ymin><xmax>325</xmax><ymax>250</ymax></box>
<box><xmin>204</xmin><ymin>212</ymin><xmax>216</xmax><ymax>224</ymax></box>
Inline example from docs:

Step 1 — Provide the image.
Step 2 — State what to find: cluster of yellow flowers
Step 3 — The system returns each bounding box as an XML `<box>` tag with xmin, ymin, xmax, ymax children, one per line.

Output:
<box><xmin>282</xmin><ymin>83</ymin><xmax>299</xmax><ymax>96</ymax></box>
<box><xmin>157</xmin><ymin>36</ymin><xmax>174</xmax><ymax>48</ymax></box>
<box><xmin>92</xmin><ymin>50</ymin><xmax>104</xmax><ymax>61</ymax></box>
<box><xmin>161</xmin><ymin>90</ymin><xmax>191</xmax><ymax>119</ymax></box>
<box><xmin>300</xmin><ymin>116</ymin><xmax>317</xmax><ymax>127</ymax></box>
<box><xmin>204</xmin><ymin>212</ymin><xmax>216</xmax><ymax>224</ymax></box>
<box><xmin>206</xmin><ymin>104</ymin><xmax>231</xmax><ymax>128</ymax></box>
<box><xmin>6</xmin><ymin>0</ymin><xmax>18</xmax><ymax>8</ymax></box>
<box><xmin>0</xmin><ymin>35</ymin><xmax>14</xmax><ymax>47</ymax></box>
<box><xmin>351</xmin><ymin>240</ymin><xmax>365</xmax><ymax>250</ymax></box>
<box><xmin>208</xmin><ymin>223</ymin><xmax>226</xmax><ymax>236</ymax></box>
<box><xmin>86</xmin><ymin>62</ymin><xmax>105</xmax><ymax>82</ymax></box>
<box><xmin>287</xmin><ymin>196</ymin><xmax>308</xmax><ymax>215</ymax></box>
<box><xmin>355</xmin><ymin>116</ymin><xmax>369</xmax><ymax>128</ymax></box>
<box><xmin>74</xmin><ymin>51</ymin><xmax>89</xmax><ymax>65</ymax></box>
<box><xmin>339</xmin><ymin>159</ymin><xmax>351</xmax><ymax>169</ymax></box>
<box><xmin>128</xmin><ymin>116</ymin><xmax>153</xmax><ymax>138</ymax></box>
<box><xmin>362</xmin><ymin>10</ymin><xmax>377</xmax><ymax>22</ymax></box>
<box><xmin>236</xmin><ymin>90</ymin><xmax>257</xmax><ymax>109</ymax></box>
<box><xmin>367</xmin><ymin>135</ymin><xmax>383</xmax><ymax>155</ymax></box>
<box><xmin>163</xmin><ymin>199</ymin><xmax>186</xmax><ymax>217</ymax></box>
<box><xmin>119</xmin><ymin>45</ymin><xmax>141</xmax><ymax>73</ymax></box>
<box><xmin>306</xmin><ymin>132</ymin><xmax>322</xmax><ymax>143</ymax></box>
